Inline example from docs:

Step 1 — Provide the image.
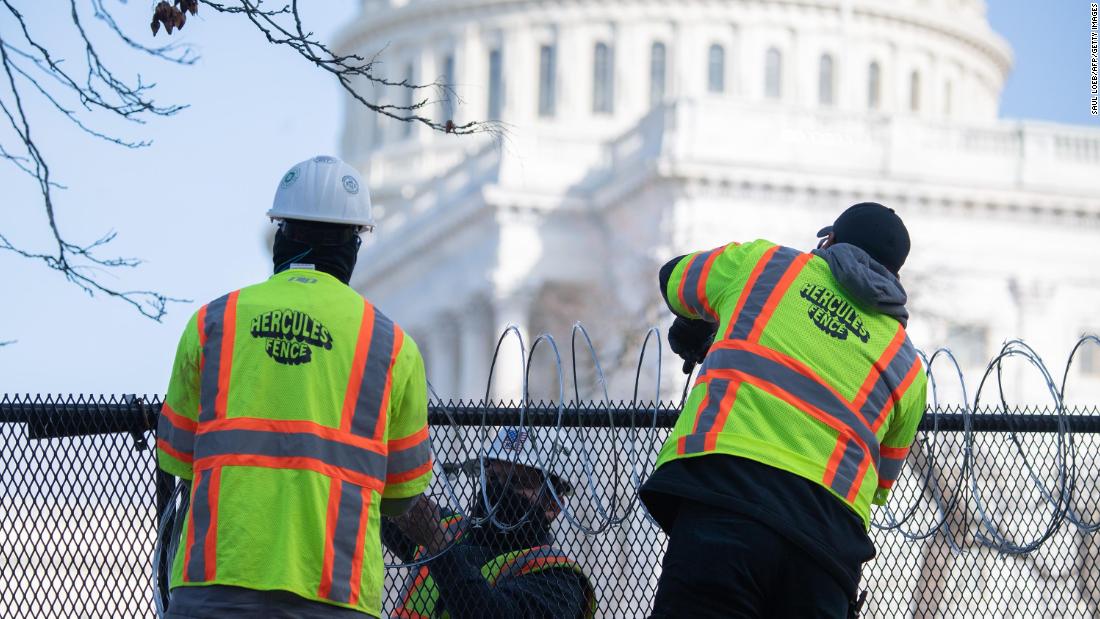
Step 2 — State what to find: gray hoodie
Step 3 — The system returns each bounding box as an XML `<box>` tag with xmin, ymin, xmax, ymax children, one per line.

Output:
<box><xmin>812</xmin><ymin>243</ymin><xmax>909</xmax><ymax>327</ymax></box>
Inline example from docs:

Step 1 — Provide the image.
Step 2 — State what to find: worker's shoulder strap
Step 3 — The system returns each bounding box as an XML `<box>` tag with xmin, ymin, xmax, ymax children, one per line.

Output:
<box><xmin>484</xmin><ymin>545</ymin><xmax>583</xmax><ymax>583</ymax></box>
<box><xmin>484</xmin><ymin>545</ymin><xmax>597</xmax><ymax>618</ymax></box>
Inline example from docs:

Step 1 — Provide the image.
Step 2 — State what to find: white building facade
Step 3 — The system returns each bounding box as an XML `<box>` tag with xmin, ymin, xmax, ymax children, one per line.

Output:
<box><xmin>336</xmin><ymin>0</ymin><xmax>1100</xmax><ymax>403</ymax></box>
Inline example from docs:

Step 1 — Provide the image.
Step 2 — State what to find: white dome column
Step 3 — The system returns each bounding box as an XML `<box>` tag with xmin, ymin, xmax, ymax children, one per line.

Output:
<box><xmin>488</xmin><ymin>289</ymin><xmax>535</xmax><ymax>404</ymax></box>
<box><xmin>458</xmin><ymin>296</ymin><xmax>494</xmax><ymax>401</ymax></box>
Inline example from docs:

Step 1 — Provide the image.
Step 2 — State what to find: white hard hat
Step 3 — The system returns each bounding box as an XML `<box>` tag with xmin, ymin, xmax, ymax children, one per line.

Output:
<box><xmin>268</xmin><ymin>155</ymin><xmax>374</xmax><ymax>229</ymax></box>
<box><xmin>463</xmin><ymin>427</ymin><xmax>573</xmax><ymax>494</ymax></box>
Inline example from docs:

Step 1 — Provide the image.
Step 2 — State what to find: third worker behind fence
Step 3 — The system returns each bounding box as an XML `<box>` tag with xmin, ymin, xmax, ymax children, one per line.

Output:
<box><xmin>642</xmin><ymin>202</ymin><xmax>928</xmax><ymax>619</ymax></box>
<box><xmin>382</xmin><ymin>426</ymin><xmax>596</xmax><ymax>619</ymax></box>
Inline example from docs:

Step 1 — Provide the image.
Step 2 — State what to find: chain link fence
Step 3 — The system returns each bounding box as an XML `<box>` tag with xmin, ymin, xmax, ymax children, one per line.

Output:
<box><xmin>2</xmin><ymin>395</ymin><xmax>1099</xmax><ymax>618</ymax></box>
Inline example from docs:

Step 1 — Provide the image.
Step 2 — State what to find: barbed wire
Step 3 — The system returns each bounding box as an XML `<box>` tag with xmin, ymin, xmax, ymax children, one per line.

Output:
<box><xmin>401</xmin><ymin>327</ymin><xmax>1100</xmax><ymax>565</ymax></box>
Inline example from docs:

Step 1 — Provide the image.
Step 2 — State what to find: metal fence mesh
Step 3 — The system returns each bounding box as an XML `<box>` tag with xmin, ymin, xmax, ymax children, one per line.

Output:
<box><xmin>2</xmin><ymin>395</ymin><xmax>1099</xmax><ymax>618</ymax></box>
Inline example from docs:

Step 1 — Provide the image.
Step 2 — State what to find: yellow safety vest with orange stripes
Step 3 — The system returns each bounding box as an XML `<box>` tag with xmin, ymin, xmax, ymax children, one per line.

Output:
<box><xmin>156</xmin><ymin>268</ymin><xmax>433</xmax><ymax>618</ymax></box>
<box><xmin>393</xmin><ymin>516</ymin><xmax>597</xmax><ymax>619</ymax></box>
<box><xmin>658</xmin><ymin>240</ymin><xmax>927</xmax><ymax>527</ymax></box>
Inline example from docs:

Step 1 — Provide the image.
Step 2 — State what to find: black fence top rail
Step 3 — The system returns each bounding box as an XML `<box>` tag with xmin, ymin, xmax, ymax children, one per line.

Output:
<box><xmin>2</xmin><ymin>395</ymin><xmax>1100</xmax><ymax>437</ymax></box>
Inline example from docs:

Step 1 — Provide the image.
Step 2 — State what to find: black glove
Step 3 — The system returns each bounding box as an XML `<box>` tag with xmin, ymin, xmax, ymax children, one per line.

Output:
<box><xmin>668</xmin><ymin>317</ymin><xmax>718</xmax><ymax>374</ymax></box>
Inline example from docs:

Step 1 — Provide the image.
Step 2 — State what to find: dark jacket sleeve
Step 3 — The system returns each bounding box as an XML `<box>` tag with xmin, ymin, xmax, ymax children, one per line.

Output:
<box><xmin>380</xmin><ymin>519</ymin><xmax>418</xmax><ymax>563</ymax></box>
<box><xmin>659</xmin><ymin>255</ymin><xmax>687</xmax><ymax>315</ymax></box>
<box><xmin>429</xmin><ymin>548</ymin><xmax>590</xmax><ymax>619</ymax></box>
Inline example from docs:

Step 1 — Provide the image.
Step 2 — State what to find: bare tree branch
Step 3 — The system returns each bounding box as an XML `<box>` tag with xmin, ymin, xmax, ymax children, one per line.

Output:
<box><xmin>2</xmin><ymin>1</ymin><xmax>494</xmax><ymax>323</ymax></box>
<box><xmin>0</xmin><ymin>0</ymin><xmax>193</xmax><ymax>320</ymax></box>
<box><xmin>189</xmin><ymin>0</ymin><xmax>500</xmax><ymax>136</ymax></box>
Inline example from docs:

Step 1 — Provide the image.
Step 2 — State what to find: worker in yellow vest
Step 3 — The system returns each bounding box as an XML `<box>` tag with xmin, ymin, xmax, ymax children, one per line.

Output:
<box><xmin>384</xmin><ymin>427</ymin><xmax>596</xmax><ymax>619</ymax></box>
<box><xmin>156</xmin><ymin>155</ymin><xmax>433</xmax><ymax>618</ymax></box>
<box><xmin>642</xmin><ymin>203</ymin><xmax>927</xmax><ymax>618</ymax></box>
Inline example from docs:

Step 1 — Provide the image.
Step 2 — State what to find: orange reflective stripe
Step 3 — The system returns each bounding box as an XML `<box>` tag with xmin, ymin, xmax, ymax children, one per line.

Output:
<box><xmin>703</xmin><ymin>380</ymin><xmax>742</xmax><ymax>452</ymax></box>
<box><xmin>182</xmin><ymin>469</ymin><xmax>199</xmax><ymax>579</ymax></box>
<box><xmin>199</xmin><ymin>417</ymin><xmax>386</xmax><ymax>455</ymax></box>
<box><xmin>723</xmin><ymin>246</ymin><xmax>778</xmax><ymax>339</ymax></box>
<box><xmin>158</xmin><ymin>403</ymin><xmax>196</xmax><ymax>462</ymax></box>
<box><xmin>676</xmin><ymin>253</ymin><xmax>700</xmax><ymax>318</ymax></box>
<box><xmin>386</xmin><ymin>461</ymin><xmax>434</xmax><ymax>486</ymax></box>
<box><xmin>878</xmin><ymin>445</ymin><xmax>910</xmax><ymax>489</ymax></box>
<box><xmin>193</xmin><ymin>453</ymin><xmax>384</xmax><ymax>493</ymax></box>
<box><xmin>745</xmin><ymin>252</ymin><xmax>812</xmax><ymax>342</ymax></box>
<box><xmin>161</xmin><ymin>403</ymin><xmax>197</xmax><ymax>432</ymax></box>
<box><xmin>678</xmin><ymin>378</ymin><xmax>715</xmax><ymax>454</ymax></box>
<box><xmin>847</xmin><ymin>452</ymin><xmax>872</xmax><ymax>503</ymax></box>
<box><xmin>489</xmin><ymin>547</ymin><xmax>541</xmax><ymax>585</ymax></box>
<box><xmin>317</xmin><ymin>477</ymin><xmax>343</xmax><ymax>599</ymax></box>
<box><xmin>822</xmin><ymin>436</ymin><xmax>850</xmax><ymax>487</ymax></box>
<box><xmin>853</xmin><ymin>325</ymin><xmax>906</xmax><ymax>412</ymax></box>
<box><xmin>196</xmin><ymin>305</ymin><xmax>208</xmax><ymax>349</ymax></box>
<box><xmin>159</xmin><ymin>441</ymin><xmax>194</xmax><ymax>465</ymax></box>
<box><xmin>696</xmin><ymin>246</ymin><xmax>725</xmax><ymax>319</ymax></box>
<box><xmin>872</xmin><ymin>358</ymin><xmax>923</xmax><ymax>433</ymax></box>
<box><xmin>880</xmin><ymin>445</ymin><xmax>909</xmax><ymax>459</ymax></box>
<box><xmin>516</xmin><ymin>556</ymin><xmax>578</xmax><ymax>576</ymax></box>
<box><xmin>375</xmin><ymin>326</ymin><xmax>404</xmax><ymax>442</ymax></box>
<box><xmin>183</xmin><ymin>466</ymin><xmax>221</xmax><ymax>582</ymax></box>
<box><xmin>214</xmin><ymin>291</ymin><xmax>238</xmax><ymax>421</ymax></box>
<box><xmin>340</xmin><ymin>300</ymin><xmax>375</xmax><ymax>432</ymax></box>
<box><xmin>347</xmin><ymin>490</ymin><xmax>373</xmax><ymax>604</ymax></box>
<box><xmin>342</xmin><ymin>304</ymin><xmax>396</xmax><ymax>440</ymax></box>
<box><xmin>205</xmin><ymin>467</ymin><xmax>222</xmax><ymax>579</ymax></box>
<box><xmin>314</xmin><ymin>481</ymin><xmax>372</xmax><ymax>604</ymax></box>
<box><xmin>198</xmin><ymin>293</ymin><xmax>235</xmax><ymax>423</ymax></box>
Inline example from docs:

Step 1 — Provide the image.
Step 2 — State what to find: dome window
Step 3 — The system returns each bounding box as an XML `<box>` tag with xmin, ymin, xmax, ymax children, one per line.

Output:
<box><xmin>909</xmin><ymin>70</ymin><xmax>921</xmax><ymax>112</ymax></box>
<box><xmin>818</xmin><ymin>54</ymin><xmax>835</xmax><ymax>106</ymax></box>
<box><xmin>765</xmin><ymin>47</ymin><xmax>782</xmax><ymax>99</ymax></box>
<box><xmin>441</xmin><ymin>53</ymin><xmax>456</xmax><ymax>123</ymax></box>
<box><xmin>868</xmin><ymin>61</ymin><xmax>881</xmax><ymax>110</ymax></box>
<box><xmin>539</xmin><ymin>44</ymin><xmax>557</xmax><ymax>117</ymax></box>
<box><xmin>650</xmin><ymin>42</ymin><xmax>667</xmax><ymax>106</ymax></box>
<box><xmin>401</xmin><ymin>62</ymin><xmax>415</xmax><ymax>137</ymax></box>
<box><xmin>488</xmin><ymin>48</ymin><xmax>504</xmax><ymax>120</ymax></box>
<box><xmin>593</xmin><ymin>42</ymin><xmax>615</xmax><ymax>114</ymax></box>
<box><xmin>708</xmin><ymin>44</ymin><xmax>726</xmax><ymax>93</ymax></box>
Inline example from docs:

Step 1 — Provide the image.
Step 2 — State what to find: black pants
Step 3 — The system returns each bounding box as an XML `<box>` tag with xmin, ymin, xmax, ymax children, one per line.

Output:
<box><xmin>649</xmin><ymin>500</ymin><xmax>852</xmax><ymax>619</ymax></box>
<box><xmin>166</xmin><ymin>585</ymin><xmax>373</xmax><ymax>619</ymax></box>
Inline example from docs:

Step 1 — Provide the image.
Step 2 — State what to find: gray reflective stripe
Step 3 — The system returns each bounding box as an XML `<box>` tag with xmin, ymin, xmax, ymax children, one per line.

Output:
<box><xmin>859</xmin><ymin>338</ymin><xmax>919</xmax><ymax>427</ymax></box>
<box><xmin>681</xmin><ymin>247</ymin><xmax>722</xmax><ymax>318</ymax></box>
<box><xmin>387</xmin><ymin>436</ymin><xmax>432</xmax><ymax>479</ymax></box>
<box><xmin>878</xmin><ymin>452</ymin><xmax>907</xmax><ymax>483</ymax></box>
<box><xmin>351</xmin><ymin>311</ymin><xmax>395</xmax><ymax>438</ymax></box>
<box><xmin>157</xmin><ymin>414</ymin><xmax>194</xmax><ymax>456</ymax></box>
<box><xmin>326</xmin><ymin>482</ymin><xmax>366</xmax><ymax>604</ymax></box>
<box><xmin>829</xmin><ymin>439</ymin><xmax>864</xmax><ymax>498</ymax></box>
<box><xmin>728</xmin><ymin>247</ymin><xmax>800</xmax><ymax>340</ymax></box>
<box><xmin>681</xmin><ymin>379</ymin><xmax>732</xmax><ymax>455</ymax></box>
<box><xmin>185</xmin><ymin>468</ymin><xmax>217</xmax><ymax>582</ymax></box>
<box><xmin>702</xmin><ymin>347</ymin><xmax>880</xmax><ymax>467</ymax></box>
<box><xmin>199</xmin><ymin>294</ymin><xmax>230</xmax><ymax>423</ymax></box>
<box><xmin>195</xmin><ymin>429</ymin><xmax>387</xmax><ymax>483</ymax></box>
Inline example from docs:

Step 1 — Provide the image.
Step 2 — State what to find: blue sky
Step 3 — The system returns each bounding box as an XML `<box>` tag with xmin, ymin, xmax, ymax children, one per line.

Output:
<box><xmin>0</xmin><ymin>1</ymin><xmax>1095</xmax><ymax>394</ymax></box>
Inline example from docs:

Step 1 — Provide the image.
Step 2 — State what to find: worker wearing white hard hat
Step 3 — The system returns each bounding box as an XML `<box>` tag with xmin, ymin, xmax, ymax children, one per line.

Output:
<box><xmin>462</xmin><ymin>426</ymin><xmax>575</xmax><ymax>497</ymax></box>
<box><xmin>157</xmin><ymin>155</ymin><xmax>431</xmax><ymax>619</ymax></box>
<box><xmin>383</xmin><ymin>428</ymin><xmax>596</xmax><ymax>618</ymax></box>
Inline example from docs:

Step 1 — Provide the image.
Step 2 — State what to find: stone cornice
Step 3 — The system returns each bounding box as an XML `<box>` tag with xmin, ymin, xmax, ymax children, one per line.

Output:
<box><xmin>595</xmin><ymin>158</ymin><xmax>1100</xmax><ymax>229</ymax></box>
<box><xmin>335</xmin><ymin>0</ymin><xmax>1011</xmax><ymax>78</ymax></box>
